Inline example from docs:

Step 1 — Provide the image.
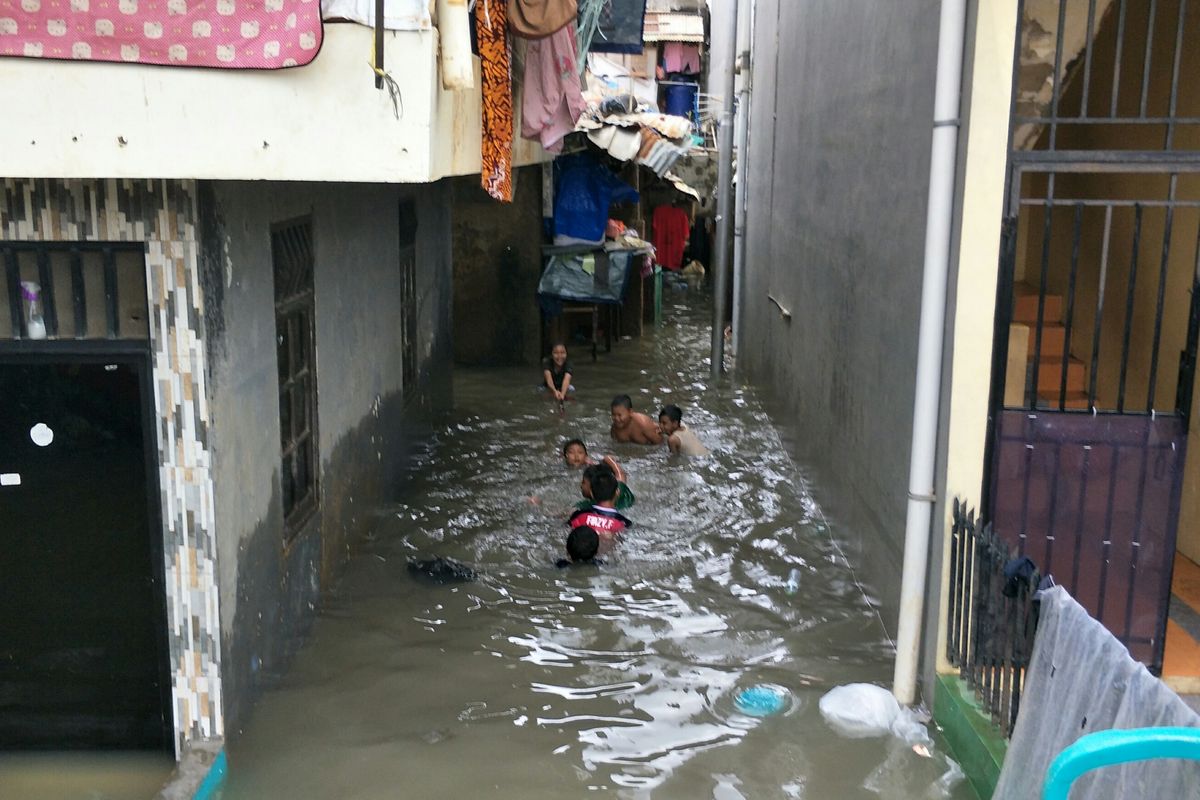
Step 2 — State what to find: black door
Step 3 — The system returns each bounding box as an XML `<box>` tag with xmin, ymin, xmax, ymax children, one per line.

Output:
<box><xmin>0</xmin><ymin>357</ymin><xmax>171</xmax><ymax>751</ymax></box>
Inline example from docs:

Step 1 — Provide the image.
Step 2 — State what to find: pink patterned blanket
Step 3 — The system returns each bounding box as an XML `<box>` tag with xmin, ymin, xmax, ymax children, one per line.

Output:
<box><xmin>0</xmin><ymin>0</ymin><xmax>322</xmax><ymax>68</ymax></box>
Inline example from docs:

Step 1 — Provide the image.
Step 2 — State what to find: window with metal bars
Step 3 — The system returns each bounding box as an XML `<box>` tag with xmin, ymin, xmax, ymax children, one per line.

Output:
<box><xmin>271</xmin><ymin>218</ymin><xmax>319</xmax><ymax>538</ymax></box>
<box><xmin>1</xmin><ymin>244</ymin><xmax>149</xmax><ymax>342</ymax></box>
<box><xmin>399</xmin><ymin>199</ymin><xmax>418</xmax><ymax>399</ymax></box>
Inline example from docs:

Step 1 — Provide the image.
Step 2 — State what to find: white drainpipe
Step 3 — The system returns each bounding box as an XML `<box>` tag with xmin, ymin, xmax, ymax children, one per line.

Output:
<box><xmin>892</xmin><ymin>0</ymin><xmax>968</xmax><ymax>706</ymax></box>
<box><xmin>730</xmin><ymin>0</ymin><xmax>752</xmax><ymax>359</ymax></box>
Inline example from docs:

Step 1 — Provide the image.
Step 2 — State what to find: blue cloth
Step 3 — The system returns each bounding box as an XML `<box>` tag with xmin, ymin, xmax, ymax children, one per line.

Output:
<box><xmin>554</xmin><ymin>153</ymin><xmax>638</xmax><ymax>243</ymax></box>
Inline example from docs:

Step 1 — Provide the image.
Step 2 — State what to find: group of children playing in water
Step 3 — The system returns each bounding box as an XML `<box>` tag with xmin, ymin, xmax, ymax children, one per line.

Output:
<box><xmin>544</xmin><ymin>342</ymin><xmax>709</xmax><ymax>568</ymax></box>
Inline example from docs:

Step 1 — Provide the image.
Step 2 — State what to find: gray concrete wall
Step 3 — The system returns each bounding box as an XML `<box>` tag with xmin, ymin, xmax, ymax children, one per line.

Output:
<box><xmin>450</xmin><ymin>166</ymin><xmax>544</xmax><ymax>366</ymax></box>
<box><xmin>198</xmin><ymin>180</ymin><xmax>452</xmax><ymax>733</ymax></box>
<box><xmin>740</xmin><ymin>0</ymin><xmax>941</xmax><ymax>637</ymax></box>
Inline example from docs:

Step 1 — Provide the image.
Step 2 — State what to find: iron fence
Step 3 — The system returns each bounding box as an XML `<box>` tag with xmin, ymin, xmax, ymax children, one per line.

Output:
<box><xmin>946</xmin><ymin>499</ymin><xmax>1042</xmax><ymax>738</ymax></box>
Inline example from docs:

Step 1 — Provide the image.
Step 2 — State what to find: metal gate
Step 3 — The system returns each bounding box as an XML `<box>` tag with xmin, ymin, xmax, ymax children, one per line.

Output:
<box><xmin>985</xmin><ymin>0</ymin><xmax>1200</xmax><ymax>672</ymax></box>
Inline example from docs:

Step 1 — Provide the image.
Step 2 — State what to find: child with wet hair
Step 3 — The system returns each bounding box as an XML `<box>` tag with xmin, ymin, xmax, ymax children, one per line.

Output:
<box><xmin>542</xmin><ymin>342</ymin><xmax>574</xmax><ymax>402</ymax></box>
<box><xmin>562</xmin><ymin>439</ymin><xmax>635</xmax><ymax>510</ymax></box>
<box><xmin>556</xmin><ymin>525</ymin><xmax>603</xmax><ymax>567</ymax></box>
<box><xmin>610</xmin><ymin>394</ymin><xmax>663</xmax><ymax>445</ymax></box>
<box><xmin>657</xmin><ymin>404</ymin><xmax>709</xmax><ymax>456</ymax></box>
<box><xmin>569</xmin><ymin>468</ymin><xmax>631</xmax><ymax>555</ymax></box>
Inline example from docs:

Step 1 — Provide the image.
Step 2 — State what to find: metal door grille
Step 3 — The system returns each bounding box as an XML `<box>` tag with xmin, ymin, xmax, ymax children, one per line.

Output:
<box><xmin>398</xmin><ymin>199</ymin><xmax>418</xmax><ymax>399</ymax></box>
<box><xmin>1</xmin><ymin>243</ymin><xmax>148</xmax><ymax>343</ymax></box>
<box><xmin>1012</xmin><ymin>0</ymin><xmax>1200</xmax><ymax>154</ymax></box>
<box><xmin>986</xmin><ymin>0</ymin><xmax>1199</xmax><ymax>673</ymax></box>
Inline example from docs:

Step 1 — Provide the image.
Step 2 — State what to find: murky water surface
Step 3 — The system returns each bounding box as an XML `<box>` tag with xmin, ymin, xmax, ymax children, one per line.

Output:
<box><xmin>0</xmin><ymin>752</ymin><xmax>174</xmax><ymax>800</ymax></box>
<box><xmin>221</xmin><ymin>299</ymin><xmax>971</xmax><ymax>799</ymax></box>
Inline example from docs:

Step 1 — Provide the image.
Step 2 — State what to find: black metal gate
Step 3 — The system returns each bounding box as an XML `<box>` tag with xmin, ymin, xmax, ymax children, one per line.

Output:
<box><xmin>985</xmin><ymin>0</ymin><xmax>1200</xmax><ymax>672</ymax></box>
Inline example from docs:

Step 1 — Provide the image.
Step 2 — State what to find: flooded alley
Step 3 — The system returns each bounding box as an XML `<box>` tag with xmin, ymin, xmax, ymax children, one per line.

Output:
<box><xmin>217</xmin><ymin>299</ymin><xmax>969</xmax><ymax>799</ymax></box>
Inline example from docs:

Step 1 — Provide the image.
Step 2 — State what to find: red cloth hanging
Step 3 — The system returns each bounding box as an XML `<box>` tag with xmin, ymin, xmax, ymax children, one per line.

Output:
<box><xmin>652</xmin><ymin>205</ymin><xmax>690</xmax><ymax>270</ymax></box>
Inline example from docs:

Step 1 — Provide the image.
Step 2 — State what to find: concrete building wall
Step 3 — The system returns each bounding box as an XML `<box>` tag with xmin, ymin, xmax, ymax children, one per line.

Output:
<box><xmin>0</xmin><ymin>26</ymin><xmax>547</xmax><ymax>183</ymax></box>
<box><xmin>199</xmin><ymin>179</ymin><xmax>452</xmax><ymax>732</ymax></box>
<box><xmin>740</xmin><ymin>0</ymin><xmax>941</xmax><ymax>637</ymax></box>
<box><xmin>450</xmin><ymin>165</ymin><xmax>544</xmax><ymax>366</ymax></box>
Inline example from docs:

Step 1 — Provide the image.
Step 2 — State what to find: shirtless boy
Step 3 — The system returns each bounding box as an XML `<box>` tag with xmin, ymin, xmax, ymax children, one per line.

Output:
<box><xmin>609</xmin><ymin>395</ymin><xmax>663</xmax><ymax>445</ymax></box>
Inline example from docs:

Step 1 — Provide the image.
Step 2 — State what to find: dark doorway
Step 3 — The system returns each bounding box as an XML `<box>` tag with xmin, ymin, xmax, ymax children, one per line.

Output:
<box><xmin>0</xmin><ymin>356</ymin><xmax>172</xmax><ymax>751</ymax></box>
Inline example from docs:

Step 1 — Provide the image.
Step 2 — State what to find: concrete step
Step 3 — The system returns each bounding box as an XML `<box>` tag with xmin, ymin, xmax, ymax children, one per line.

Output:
<box><xmin>1035</xmin><ymin>356</ymin><xmax>1086</xmax><ymax>393</ymax></box>
<box><xmin>1014</xmin><ymin>283</ymin><xmax>1064</xmax><ymax>325</ymax></box>
<box><xmin>1029</xmin><ymin>323</ymin><xmax>1067</xmax><ymax>359</ymax></box>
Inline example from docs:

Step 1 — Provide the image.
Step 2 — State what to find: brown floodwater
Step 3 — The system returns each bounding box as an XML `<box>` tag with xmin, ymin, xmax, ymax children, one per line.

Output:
<box><xmin>217</xmin><ymin>296</ymin><xmax>972</xmax><ymax>799</ymax></box>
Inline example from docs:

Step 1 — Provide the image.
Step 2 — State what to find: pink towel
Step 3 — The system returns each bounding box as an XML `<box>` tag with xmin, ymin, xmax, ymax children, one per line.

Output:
<box><xmin>662</xmin><ymin>42</ymin><xmax>700</xmax><ymax>74</ymax></box>
<box><xmin>521</xmin><ymin>22</ymin><xmax>586</xmax><ymax>153</ymax></box>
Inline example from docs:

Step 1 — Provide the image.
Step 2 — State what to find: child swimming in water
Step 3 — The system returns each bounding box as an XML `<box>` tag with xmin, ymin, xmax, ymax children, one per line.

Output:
<box><xmin>556</xmin><ymin>525</ymin><xmax>604</xmax><ymax>567</ymax></box>
<box><xmin>563</xmin><ymin>439</ymin><xmax>635</xmax><ymax>509</ymax></box>
<box><xmin>610</xmin><ymin>394</ymin><xmax>663</xmax><ymax>445</ymax></box>
<box><xmin>569</xmin><ymin>468</ymin><xmax>631</xmax><ymax>555</ymax></box>
<box><xmin>658</xmin><ymin>404</ymin><xmax>710</xmax><ymax>456</ymax></box>
<box><xmin>542</xmin><ymin>342</ymin><xmax>574</xmax><ymax>402</ymax></box>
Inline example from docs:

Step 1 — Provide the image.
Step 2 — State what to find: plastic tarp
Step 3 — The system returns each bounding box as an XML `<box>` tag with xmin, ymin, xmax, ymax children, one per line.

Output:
<box><xmin>537</xmin><ymin>248</ymin><xmax>644</xmax><ymax>313</ymax></box>
<box><xmin>586</xmin><ymin>0</ymin><xmax>645</xmax><ymax>53</ymax></box>
<box><xmin>585</xmin><ymin>53</ymin><xmax>658</xmax><ymax>109</ymax></box>
<box><xmin>994</xmin><ymin>586</ymin><xmax>1200</xmax><ymax>799</ymax></box>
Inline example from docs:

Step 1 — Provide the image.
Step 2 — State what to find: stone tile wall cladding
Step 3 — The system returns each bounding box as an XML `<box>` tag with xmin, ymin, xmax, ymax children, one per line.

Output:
<box><xmin>0</xmin><ymin>178</ymin><xmax>223</xmax><ymax>754</ymax></box>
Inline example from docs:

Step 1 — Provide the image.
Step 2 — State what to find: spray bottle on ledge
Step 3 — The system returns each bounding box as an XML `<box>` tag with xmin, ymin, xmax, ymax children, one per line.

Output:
<box><xmin>20</xmin><ymin>281</ymin><xmax>46</xmax><ymax>340</ymax></box>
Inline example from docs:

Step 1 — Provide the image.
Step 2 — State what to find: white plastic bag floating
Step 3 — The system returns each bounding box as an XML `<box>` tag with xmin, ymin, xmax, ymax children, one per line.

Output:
<box><xmin>862</xmin><ymin>739</ymin><xmax>966</xmax><ymax>800</ymax></box>
<box><xmin>819</xmin><ymin>683</ymin><xmax>900</xmax><ymax>738</ymax></box>
<box><xmin>818</xmin><ymin>683</ymin><xmax>930</xmax><ymax>745</ymax></box>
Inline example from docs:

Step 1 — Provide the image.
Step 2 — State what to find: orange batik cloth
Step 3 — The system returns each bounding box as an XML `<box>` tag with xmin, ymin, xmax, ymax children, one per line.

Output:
<box><xmin>477</xmin><ymin>0</ymin><xmax>514</xmax><ymax>202</ymax></box>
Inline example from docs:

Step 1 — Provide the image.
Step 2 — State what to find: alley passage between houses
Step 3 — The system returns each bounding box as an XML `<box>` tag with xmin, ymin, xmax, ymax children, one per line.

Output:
<box><xmin>217</xmin><ymin>300</ymin><xmax>971</xmax><ymax>799</ymax></box>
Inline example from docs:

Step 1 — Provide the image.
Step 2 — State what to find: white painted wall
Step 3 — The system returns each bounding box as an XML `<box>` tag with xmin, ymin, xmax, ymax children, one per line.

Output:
<box><xmin>0</xmin><ymin>24</ymin><xmax>547</xmax><ymax>183</ymax></box>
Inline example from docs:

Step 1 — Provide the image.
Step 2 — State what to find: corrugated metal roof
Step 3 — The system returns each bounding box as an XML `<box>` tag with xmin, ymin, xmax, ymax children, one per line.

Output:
<box><xmin>643</xmin><ymin>11</ymin><xmax>705</xmax><ymax>42</ymax></box>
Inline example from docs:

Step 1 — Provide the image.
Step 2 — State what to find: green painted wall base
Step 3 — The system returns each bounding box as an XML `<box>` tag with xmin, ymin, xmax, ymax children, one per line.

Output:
<box><xmin>934</xmin><ymin>674</ymin><xmax>1008</xmax><ymax>800</ymax></box>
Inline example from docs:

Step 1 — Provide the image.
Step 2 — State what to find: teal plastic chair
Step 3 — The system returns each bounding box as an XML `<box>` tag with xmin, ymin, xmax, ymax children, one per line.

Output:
<box><xmin>1042</xmin><ymin>727</ymin><xmax>1200</xmax><ymax>800</ymax></box>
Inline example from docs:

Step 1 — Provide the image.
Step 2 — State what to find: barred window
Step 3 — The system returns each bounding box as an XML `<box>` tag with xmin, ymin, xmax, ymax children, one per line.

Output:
<box><xmin>399</xmin><ymin>199</ymin><xmax>418</xmax><ymax>399</ymax></box>
<box><xmin>271</xmin><ymin>218</ymin><xmax>318</xmax><ymax>539</ymax></box>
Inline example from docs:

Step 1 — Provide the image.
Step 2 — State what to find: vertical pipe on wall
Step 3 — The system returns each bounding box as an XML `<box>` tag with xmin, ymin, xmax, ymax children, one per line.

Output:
<box><xmin>710</xmin><ymin>0</ymin><xmax>738</xmax><ymax>379</ymax></box>
<box><xmin>730</xmin><ymin>0</ymin><xmax>753</xmax><ymax>360</ymax></box>
<box><xmin>892</xmin><ymin>0</ymin><xmax>968</xmax><ymax>706</ymax></box>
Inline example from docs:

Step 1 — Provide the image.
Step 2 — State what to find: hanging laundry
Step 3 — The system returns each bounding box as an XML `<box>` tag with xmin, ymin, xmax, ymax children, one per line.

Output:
<box><xmin>586</xmin><ymin>0</ymin><xmax>647</xmax><ymax>54</ymax></box>
<box><xmin>553</xmin><ymin>153</ymin><xmax>639</xmax><ymax>244</ymax></box>
<box><xmin>662</xmin><ymin>42</ymin><xmax>701</xmax><ymax>74</ymax></box>
<box><xmin>685</xmin><ymin>216</ymin><xmax>711</xmax><ymax>266</ymax></box>
<box><xmin>508</xmin><ymin>0</ymin><xmax>577</xmax><ymax>38</ymax></box>
<box><xmin>478</xmin><ymin>0</ymin><xmax>515</xmax><ymax>202</ymax></box>
<box><xmin>521</xmin><ymin>23</ymin><xmax>587</xmax><ymax>152</ymax></box>
<box><xmin>652</xmin><ymin>204</ymin><xmax>690</xmax><ymax>271</ymax></box>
